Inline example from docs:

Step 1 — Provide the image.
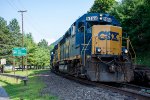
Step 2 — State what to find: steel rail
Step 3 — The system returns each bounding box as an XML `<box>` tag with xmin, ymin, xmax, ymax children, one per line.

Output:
<box><xmin>53</xmin><ymin>70</ymin><xmax>150</xmax><ymax>100</ymax></box>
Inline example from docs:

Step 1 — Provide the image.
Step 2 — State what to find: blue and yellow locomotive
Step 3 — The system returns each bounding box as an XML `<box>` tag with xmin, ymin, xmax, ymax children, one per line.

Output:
<box><xmin>51</xmin><ymin>13</ymin><xmax>135</xmax><ymax>82</ymax></box>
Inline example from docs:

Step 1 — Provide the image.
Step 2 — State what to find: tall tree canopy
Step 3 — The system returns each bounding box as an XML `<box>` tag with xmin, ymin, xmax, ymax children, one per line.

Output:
<box><xmin>110</xmin><ymin>0</ymin><xmax>150</xmax><ymax>52</ymax></box>
<box><xmin>89</xmin><ymin>0</ymin><xmax>116</xmax><ymax>13</ymax></box>
<box><xmin>8</xmin><ymin>18</ymin><xmax>21</xmax><ymax>47</ymax></box>
<box><xmin>0</xmin><ymin>18</ymin><xmax>12</xmax><ymax>57</ymax></box>
<box><xmin>8</xmin><ymin>18</ymin><xmax>20</xmax><ymax>33</ymax></box>
<box><xmin>38</xmin><ymin>39</ymin><xmax>48</xmax><ymax>49</ymax></box>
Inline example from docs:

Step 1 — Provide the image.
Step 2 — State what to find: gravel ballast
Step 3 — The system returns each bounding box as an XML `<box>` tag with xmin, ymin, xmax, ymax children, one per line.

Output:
<box><xmin>39</xmin><ymin>71</ymin><xmax>135</xmax><ymax>100</ymax></box>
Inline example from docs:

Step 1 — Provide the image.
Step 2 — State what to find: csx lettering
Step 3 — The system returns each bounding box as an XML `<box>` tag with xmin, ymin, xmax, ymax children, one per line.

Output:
<box><xmin>98</xmin><ymin>31</ymin><xmax>119</xmax><ymax>41</ymax></box>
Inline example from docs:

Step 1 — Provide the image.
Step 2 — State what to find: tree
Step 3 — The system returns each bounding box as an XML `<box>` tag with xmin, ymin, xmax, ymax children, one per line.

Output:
<box><xmin>0</xmin><ymin>17</ymin><xmax>7</xmax><ymax>30</ymax></box>
<box><xmin>24</xmin><ymin>36</ymin><xmax>50</xmax><ymax>69</ymax></box>
<box><xmin>0</xmin><ymin>17</ymin><xmax>14</xmax><ymax>65</ymax></box>
<box><xmin>89</xmin><ymin>0</ymin><xmax>116</xmax><ymax>13</ymax></box>
<box><xmin>0</xmin><ymin>17</ymin><xmax>11</xmax><ymax>55</ymax></box>
<box><xmin>33</xmin><ymin>47</ymin><xmax>50</xmax><ymax>69</ymax></box>
<box><xmin>8</xmin><ymin>18</ymin><xmax>21</xmax><ymax>47</ymax></box>
<box><xmin>8</xmin><ymin>18</ymin><xmax>20</xmax><ymax>33</ymax></box>
<box><xmin>37</xmin><ymin>39</ymin><xmax>50</xmax><ymax>68</ymax></box>
<box><xmin>24</xmin><ymin>33</ymin><xmax>37</xmax><ymax>66</ymax></box>
<box><xmin>38</xmin><ymin>39</ymin><xmax>48</xmax><ymax>49</ymax></box>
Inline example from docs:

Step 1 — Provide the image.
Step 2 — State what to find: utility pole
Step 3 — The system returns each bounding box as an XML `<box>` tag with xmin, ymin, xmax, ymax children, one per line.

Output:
<box><xmin>18</xmin><ymin>10</ymin><xmax>27</xmax><ymax>71</ymax></box>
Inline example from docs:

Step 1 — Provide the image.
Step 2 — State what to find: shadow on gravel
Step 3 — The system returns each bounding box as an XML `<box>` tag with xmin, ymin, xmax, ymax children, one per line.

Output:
<box><xmin>0</xmin><ymin>70</ymin><xmax>57</xmax><ymax>100</ymax></box>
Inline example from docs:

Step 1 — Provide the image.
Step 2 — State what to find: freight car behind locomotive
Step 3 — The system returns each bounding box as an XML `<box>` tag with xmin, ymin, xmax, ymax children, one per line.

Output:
<box><xmin>51</xmin><ymin>13</ymin><xmax>136</xmax><ymax>82</ymax></box>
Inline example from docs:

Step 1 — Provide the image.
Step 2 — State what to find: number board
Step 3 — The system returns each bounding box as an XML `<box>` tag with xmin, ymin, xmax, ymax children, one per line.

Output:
<box><xmin>86</xmin><ymin>16</ymin><xmax>98</xmax><ymax>21</ymax></box>
<box><xmin>13</xmin><ymin>48</ymin><xmax>27</xmax><ymax>56</ymax></box>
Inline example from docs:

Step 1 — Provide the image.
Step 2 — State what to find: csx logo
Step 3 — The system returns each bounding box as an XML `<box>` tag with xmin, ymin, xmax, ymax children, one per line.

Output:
<box><xmin>98</xmin><ymin>31</ymin><xmax>119</xmax><ymax>41</ymax></box>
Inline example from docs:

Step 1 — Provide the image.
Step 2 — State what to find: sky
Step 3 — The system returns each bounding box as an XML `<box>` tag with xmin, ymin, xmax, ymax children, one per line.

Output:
<box><xmin>0</xmin><ymin>0</ymin><xmax>120</xmax><ymax>45</ymax></box>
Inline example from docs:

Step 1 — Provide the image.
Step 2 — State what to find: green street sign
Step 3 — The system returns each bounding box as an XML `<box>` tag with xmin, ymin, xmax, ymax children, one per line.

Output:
<box><xmin>13</xmin><ymin>48</ymin><xmax>27</xmax><ymax>56</ymax></box>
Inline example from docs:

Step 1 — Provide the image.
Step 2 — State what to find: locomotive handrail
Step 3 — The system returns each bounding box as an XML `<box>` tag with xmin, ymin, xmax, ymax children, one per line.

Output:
<box><xmin>129</xmin><ymin>39</ymin><xmax>136</xmax><ymax>63</ymax></box>
<box><xmin>126</xmin><ymin>37</ymin><xmax>136</xmax><ymax>63</ymax></box>
<box><xmin>81</xmin><ymin>38</ymin><xmax>92</xmax><ymax>55</ymax></box>
<box><xmin>122</xmin><ymin>37</ymin><xmax>136</xmax><ymax>63</ymax></box>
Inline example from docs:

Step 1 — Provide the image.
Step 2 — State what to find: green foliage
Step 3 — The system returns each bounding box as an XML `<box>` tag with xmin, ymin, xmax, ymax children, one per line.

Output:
<box><xmin>136</xmin><ymin>52</ymin><xmax>150</xmax><ymax>66</ymax></box>
<box><xmin>0</xmin><ymin>17</ymin><xmax>16</xmax><ymax>64</ymax></box>
<box><xmin>0</xmin><ymin>17</ymin><xmax>8</xmax><ymax>30</ymax></box>
<box><xmin>0</xmin><ymin>16</ymin><xmax>52</xmax><ymax>68</ymax></box>
<box><xmin>33</xmin><ymin>47</ymin><xmax>50</xmax><ymax>67</ymax></box>
<box><xmin>8</xmin><ymin>18</ymin><xmax>20</xmax><ymax>33</ymax></box>
<box><xmin>49</xmin><ymin>44</ymin><xmax>54</xmax><ymax>51</ymax></box>
<box><xmin>89</xmin><ymin>0</ymin><xmax>116</xmax><ymax>13</ymax></box>
<box><xmin>38</xmin><ymin>39</ymin><xmax>49</xmax><ymax>49</ymax></box>
<box><xmin>24</xmin><ymin>33</ymin><xmax>50</xmax><ymax>68</ymax></box>
<box><xmin>8</xmin><ymin>18</ymin><xmax>21</xmax><ymax>47</ymax></box>
<box><xmin>24</xmin><ymin>33</ymin><xmax>37</xmax><ymax>66</ymax></box>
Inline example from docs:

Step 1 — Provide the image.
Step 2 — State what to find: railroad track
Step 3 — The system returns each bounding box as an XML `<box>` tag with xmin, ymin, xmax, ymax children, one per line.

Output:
<box><xmin>109</xmin><ymin>82</ymin><xmax>150</xmax><ymax>94</ymax></box>
<box><xmin>52</xmin><ymin>70</ymin><xmax>150</xmax><ymax>100</ymax></box>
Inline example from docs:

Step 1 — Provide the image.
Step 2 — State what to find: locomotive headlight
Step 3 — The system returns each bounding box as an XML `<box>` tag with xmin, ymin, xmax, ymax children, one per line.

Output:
<box><xmin>100</xmin><ymin>17</ymin><xmax>103</xmax><ymax>20</ymax></box>
<box><xmin>124</xmin><ymin>49</ymin><xmax>128</xmax><ymax>53</ymax></box>
<box><xmin>96</xmin><ymin>47</ymin><xmax>101</xmax><ymax>53</ymax></box>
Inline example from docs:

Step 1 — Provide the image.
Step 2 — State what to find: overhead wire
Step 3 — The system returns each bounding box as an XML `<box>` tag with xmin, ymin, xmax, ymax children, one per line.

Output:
<box><xmin>6</xmin><ymin>0</ymin><xmax>18</xmax><ymax>11</ymax></box>
<box><xmin>16</xmin><ymin>0</ymin><xmax>44</xmax><ymax>35</ymax></box>
<box><xmin>17</xmin><ymin>0</ymin><xmax>26</xmax><ymax>10</ymax></box>
<box><xmin>5</xmin><ymin>0</ymin><xmax>43</xmax><ymax>37</ymax></box>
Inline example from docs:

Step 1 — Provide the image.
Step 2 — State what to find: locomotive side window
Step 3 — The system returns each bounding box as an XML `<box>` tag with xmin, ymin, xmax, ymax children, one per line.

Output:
<box><xmin>87</xmin><ymin>22</ymin><xmax>92</xmax><ymax>33</ymax></box>
<box><xmin>78</xmin><ymin>22</ymin><xmax>84</xmax><ymax>33</ymax></box>
<box><xmin>71</xmin><ymin>25</ymin><xmax>76</xmax><ymax>36</ymax></box>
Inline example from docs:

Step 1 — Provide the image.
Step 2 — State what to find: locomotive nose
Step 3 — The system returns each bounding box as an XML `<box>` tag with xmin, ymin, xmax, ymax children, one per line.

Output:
<box><xmin>92</xmin><ymin>25</ymin><xmax>122</xmax><ymax>56</ymax></box>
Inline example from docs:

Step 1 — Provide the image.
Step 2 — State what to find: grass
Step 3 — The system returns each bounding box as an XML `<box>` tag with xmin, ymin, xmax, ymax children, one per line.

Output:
<box><xmin>0</xmin><ymin>70</ymin><xmax>57</xmax><ymax>100</ymax></box>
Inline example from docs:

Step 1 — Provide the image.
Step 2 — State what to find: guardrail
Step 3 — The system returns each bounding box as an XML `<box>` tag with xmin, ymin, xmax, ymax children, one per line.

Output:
<box><xmin>0</xmin><ymin>73</ymin><xmax>28</xmax><ymax>86</ymax></box>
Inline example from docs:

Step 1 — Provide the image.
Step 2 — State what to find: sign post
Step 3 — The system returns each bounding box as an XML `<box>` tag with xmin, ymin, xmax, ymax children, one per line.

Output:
<box><xmin>26</xmin><ymin>56</ymin><xmax>28</xmax><ymax>76</ymax></box>
<box><xmin>12</xmin><ymin>47</ymin><xmax>27</xmax><ymax>76</ymax></box>
<box><xmin>13</xmin><ymin>56</ymin><xmax>15</xmax><ymax>75</ymax></box>
<box><xmin>0</xmin><ymin>59</ymin><xmax>6</xmax><ymax>73</ymax></box>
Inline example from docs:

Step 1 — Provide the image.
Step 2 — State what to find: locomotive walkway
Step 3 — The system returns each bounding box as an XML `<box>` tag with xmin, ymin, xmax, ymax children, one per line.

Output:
<box><xmin>0</xmin><ymin>85</ymin><xmax>9</xmax><ymax>100</ymax></box>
